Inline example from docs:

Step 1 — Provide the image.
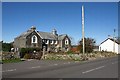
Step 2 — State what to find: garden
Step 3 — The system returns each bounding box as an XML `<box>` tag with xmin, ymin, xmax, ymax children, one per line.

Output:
<box><xmin>42</xmin><ymin>51</ymin><xmax>118</xmax><ymax>61</ymax></box>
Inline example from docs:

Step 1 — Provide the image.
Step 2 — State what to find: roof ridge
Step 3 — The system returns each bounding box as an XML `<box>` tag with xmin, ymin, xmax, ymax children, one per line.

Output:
<box><xmin>100</xmin><ymin>38</ymin><xmax>120</xmax><ymax>45</ymax></box>
<box><xmin>38</xmin><ymin>31</ymin><xmax>52</xmax><ymax>34</ymax></box>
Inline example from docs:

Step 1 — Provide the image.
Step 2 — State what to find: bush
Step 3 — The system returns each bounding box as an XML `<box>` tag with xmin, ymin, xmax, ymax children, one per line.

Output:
<box><xmin>66</xmin><ymin>50</ymin><xmax>74</xmax><ymax>54</ymax></box>
<box><xmin>23</xmin><ymin>53</ymin><xmax>31</xmax><ymax>59</ymax></box>
<box><xmin>20</xmin><ymin>48</ymin><xmax>41</xmax><ymax>53</ymax></box>
<box><xmin>33</xmin><ymin>53</ymin><xmax>43</xmax><ymax>60</ymax></box>
<box><xmin>20</xmin><ymin>48</ymin><xmax>41</xmax><ymax>58</ymax></box>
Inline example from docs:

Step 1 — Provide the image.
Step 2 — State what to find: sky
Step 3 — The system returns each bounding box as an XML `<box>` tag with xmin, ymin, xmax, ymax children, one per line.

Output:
<box><xmin>2</xmin><ymin>2</ymin><xmax>118</xmax><ymax>45</ymax></box>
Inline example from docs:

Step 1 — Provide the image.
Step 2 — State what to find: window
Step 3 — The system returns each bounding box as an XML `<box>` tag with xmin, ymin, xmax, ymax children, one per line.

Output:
<box><xmin>42</xmin><ymin>39</ymin><xmax>45</xmax><ymax>42</ymax></box>
<box><xmin>31</xmin><ymin>35</ymin><xmax>37</xmax><ymax>43</ymax></box>
<box><xmin>50</xmin><ymin>40</ymin><xmax>52</xmax><ymax>43</ymax></box>
<box><xmin>46</xmin><ymin>40</ymin><xmax>49</xmax><ymax>44</ymax></box>
<box><xmin>33</xmin><ymin>36</ymin><xmax>36</xmax><ymax>42</ymax></box>
<box><xmin>45</xmin><ymin>40</ymin><xmax>47</xmax><ymax>43</ymax></box>
<box><xmin>65</xmin><ymin>38</ymin><xmax>69</xmax><ymax>45</ymax></box>
<box><xmin>50</xmin><ymin>40</ymin><xmax>54</xmax><ymax>44</ymax></box>
<box><xmin>55</xmin><ymin>40</ymin><xmax>58</xmax><ymax>44</ymax></box>
<box><xmin>66</xmin><ymin>41</ymin><xmax>68</xmax><ymax>44</ymax></box>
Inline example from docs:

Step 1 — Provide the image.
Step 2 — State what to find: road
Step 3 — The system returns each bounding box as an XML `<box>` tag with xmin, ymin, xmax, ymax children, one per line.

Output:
<box><xmin>2</xmin><ymin>56</ymin><xmax>119</xmax><ymax>78</ymax></box>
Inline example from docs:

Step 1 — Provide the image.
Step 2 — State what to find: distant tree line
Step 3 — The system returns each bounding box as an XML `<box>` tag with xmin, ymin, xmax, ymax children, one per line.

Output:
<box><xmin>2</xmin><ymin>41</ymin><xmax>13</xmax><ymax>52</ymax></box>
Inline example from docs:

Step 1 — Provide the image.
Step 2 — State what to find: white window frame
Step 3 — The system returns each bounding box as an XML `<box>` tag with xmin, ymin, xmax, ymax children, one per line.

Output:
<box><xmin>55</xmin><ymin>40</ymin><xmax>58</xmax><ymax>44</ymax></box>
<box><xmin>65</xmin><ymin>38</ymin><xmax>69</xmax><ymax>45</ymax></box>
<box><xmin>46</xmin><ymin>40</ymin><xmax>49</xmax><ymax>44</ymax></box>
<box><xmin>31</xmin><ymin>35</ymin><xmax>37</xmax><ymax>43</ymax></box>
<box><xmin>42</xmin><ymin>39</ymin><xmax>45</xmax><ymax>42</ymax></box>
<box><xmin>51</xmin><ymin>40</ymin><xmax>54</xmax><ymax>44</ymax></box>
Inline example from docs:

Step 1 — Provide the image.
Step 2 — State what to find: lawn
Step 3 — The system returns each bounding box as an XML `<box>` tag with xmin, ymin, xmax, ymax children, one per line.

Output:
<box><xmin>2</xmin><ymin>58</ymin><xmax>22</xmax><ymax>63</ymax></box>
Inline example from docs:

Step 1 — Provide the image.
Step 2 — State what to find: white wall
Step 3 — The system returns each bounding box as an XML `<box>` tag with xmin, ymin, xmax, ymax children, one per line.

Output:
<box><xmin>118</xmin><ymin>45</ymin><xmax>120</xmax><ymax>54</ymax></box>
<box><xmin>99</xmin><ymin>39</ymin><xmax>119</xmax><ymax>54</ymax></box>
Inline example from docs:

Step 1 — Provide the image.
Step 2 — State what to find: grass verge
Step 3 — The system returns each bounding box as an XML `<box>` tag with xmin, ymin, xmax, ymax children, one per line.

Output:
<box><xmin>2</xmin><ymin>58</ymin><xmax>22</xmax><ymax>64</ymax></box>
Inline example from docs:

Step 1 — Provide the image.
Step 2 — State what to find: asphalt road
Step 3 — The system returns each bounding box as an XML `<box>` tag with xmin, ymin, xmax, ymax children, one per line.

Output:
<box><xmin>2</xmin><ymin>56</ymin><xmax>119</xmax><ymax>78</ymax></box>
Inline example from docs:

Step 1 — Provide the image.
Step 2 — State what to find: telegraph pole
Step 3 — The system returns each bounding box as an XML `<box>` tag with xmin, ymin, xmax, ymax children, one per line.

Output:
<box><xmin>113</xmin><ymin>29</ymin><xmax>116</xmax><ymax>53</ymax></box>
<box><xmin>82</xmin><ymin>5</ymin><xmax>85</xmax><ymax>54</ymax></box>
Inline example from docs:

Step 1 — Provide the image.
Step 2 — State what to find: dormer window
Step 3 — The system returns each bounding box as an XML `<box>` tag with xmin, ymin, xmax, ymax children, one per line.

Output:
<box><xmin>55</xmin><ymin>40</ymin><xmax>58</xmax><ymax>44</ymax></box>
<box><xmin>51</xmin><ymin>40</ymin><xmax>54</xmax><ymax>44</ymax></box>
<box><xmin>46</xmin><ymin>40</ymin><xmax>49</xmax><ymax>44</ymax></box>
<box><xmin>31</xmin><ymin>35</ymin><xmax>37</xmax><ymax>43</ymax></box>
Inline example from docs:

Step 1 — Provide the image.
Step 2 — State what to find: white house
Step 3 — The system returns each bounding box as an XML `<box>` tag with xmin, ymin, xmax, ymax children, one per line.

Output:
<box><xmin>99</xmin><ymin>38</ymin><xmax>120</xmax><ymax>54</ymax></box>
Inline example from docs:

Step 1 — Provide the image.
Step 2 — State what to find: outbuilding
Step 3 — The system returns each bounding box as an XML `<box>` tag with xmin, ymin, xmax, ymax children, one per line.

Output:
<box><xmin>99</xmin><ymin>38</ymin><xmax>120</xmax><ymax>54</ymax></box>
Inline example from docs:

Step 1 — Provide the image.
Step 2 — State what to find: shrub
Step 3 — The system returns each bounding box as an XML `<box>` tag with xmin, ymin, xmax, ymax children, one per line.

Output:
<box><xmin>20</xmin><ymin>48</ymin><xmax>41</xmax><ymax>58</ymax></box>
<box><xmin>66</xmin><ymin>50</ymin><xmax>74</xmax><ymax>54</ymax></box>
<box><xmin>23</xmin><ymin>53</ymin><xmax>31</xmax><ymax>59</ymax></box>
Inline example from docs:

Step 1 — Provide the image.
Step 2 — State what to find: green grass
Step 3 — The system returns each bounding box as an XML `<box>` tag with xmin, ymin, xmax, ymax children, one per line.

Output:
<box><xmin>2</xmin><ymin>58</ymin><xmax>22</xmax><ymax>63</ymax></box>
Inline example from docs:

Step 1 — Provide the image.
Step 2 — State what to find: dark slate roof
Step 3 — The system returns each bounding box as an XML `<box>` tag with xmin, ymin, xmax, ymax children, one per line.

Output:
<box><xmin>16</xmin><ymin>30</ymin><xmax>33</xmax><ymax>39</ymax></box>
<box><xmin>37</xmin><ymin>31</ymin><xmax>57</xmax><ymax>40</ymax></box>
<box><xmin>100</xmin><ymin>38</ymin><xmax>120</xmax><ymax>45</ymax></box>
<box><xmin>58</xmin><ymin>34</ymin><xmax>67</xmax><ymax>40</ymax></box>
<box><xmin>15</xmin><ymin>28</ymin><xmax>68</xmax><ymax>41</ymax></box>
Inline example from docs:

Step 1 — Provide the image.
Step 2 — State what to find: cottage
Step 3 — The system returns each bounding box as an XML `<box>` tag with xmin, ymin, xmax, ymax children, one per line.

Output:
<box><xmin>13</xmin><ymin>26</ymin><xmax>71</xmax><ymax>53</ymax></box>
<box><xmin>99</xmin><ymin>38</ymin><xmax>120</xmax><ymax>54</ymax></box>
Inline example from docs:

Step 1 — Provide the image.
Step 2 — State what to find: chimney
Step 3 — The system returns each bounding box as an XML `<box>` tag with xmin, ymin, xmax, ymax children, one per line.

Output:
<box><xmin>30</xmin><ymin>26</ymin><xmax>36</xmax><ymax>31</ymax></box>
<box><xmin>52</xmin><ymin>29</ymin><xmax>58</xmax><ymax>36</ymax></box>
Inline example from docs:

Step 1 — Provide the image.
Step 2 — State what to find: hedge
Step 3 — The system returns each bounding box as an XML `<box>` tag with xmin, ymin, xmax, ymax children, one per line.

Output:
<box><xmin>20</xmin><ymin>48</ymin><xmax>41</xmax><ymax>58</ymax></box>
